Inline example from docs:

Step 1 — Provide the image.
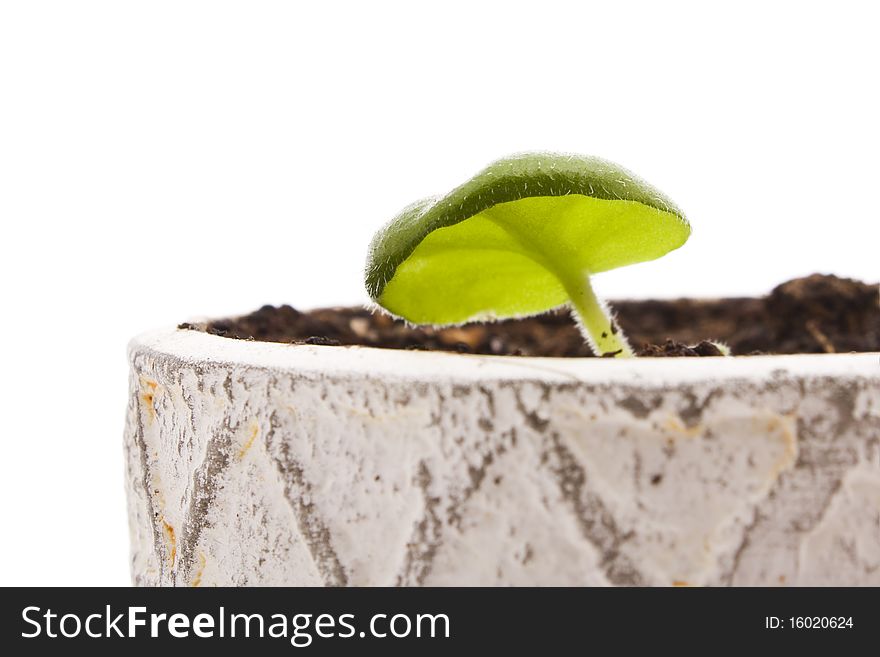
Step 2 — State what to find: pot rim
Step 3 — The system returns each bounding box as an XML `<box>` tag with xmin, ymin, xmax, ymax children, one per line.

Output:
<box><xmin>130</xmin><ymin>327</ymin><xmax>880</xmax><ymax>386</ymax></box>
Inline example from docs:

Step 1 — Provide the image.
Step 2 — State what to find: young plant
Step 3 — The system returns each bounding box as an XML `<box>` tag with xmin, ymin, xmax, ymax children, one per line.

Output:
<box><xmin>365</xmin><ymin>152</ymin><xmax>691</xmax><ymax>357</ymax></box>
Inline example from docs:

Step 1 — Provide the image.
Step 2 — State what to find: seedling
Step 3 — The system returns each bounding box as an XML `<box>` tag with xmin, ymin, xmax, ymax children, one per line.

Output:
<box><xmin>365</xmin><ymin>152</ymin><xmax>691</xmax><ymax>357</ymax></box>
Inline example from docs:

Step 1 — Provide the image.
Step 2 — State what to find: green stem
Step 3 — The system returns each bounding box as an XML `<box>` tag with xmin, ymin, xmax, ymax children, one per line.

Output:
<box><xmin>565</xmin><ymin>275</ymin><xmax>634</xmax><ymax>358</ymax></box>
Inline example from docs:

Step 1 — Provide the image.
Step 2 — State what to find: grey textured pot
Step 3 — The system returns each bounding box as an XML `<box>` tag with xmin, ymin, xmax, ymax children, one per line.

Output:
<box><xmin>124</xmin><ymin>328</ymin><xmax>880</xmax><ymax>586</ymax></box>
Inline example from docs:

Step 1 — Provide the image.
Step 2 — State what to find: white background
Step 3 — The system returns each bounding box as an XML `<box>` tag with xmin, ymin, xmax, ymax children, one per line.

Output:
<box><xmin>0</xmin><ymin>1</ymin><xmax>876</xmax><ymax>585</ymax></box>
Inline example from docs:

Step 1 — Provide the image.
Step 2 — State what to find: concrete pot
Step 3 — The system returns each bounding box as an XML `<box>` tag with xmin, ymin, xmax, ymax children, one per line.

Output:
<box><xmin>124</xmin><ymin>327</ymin><xmax>880</xmax><ymax>586</ymax></box>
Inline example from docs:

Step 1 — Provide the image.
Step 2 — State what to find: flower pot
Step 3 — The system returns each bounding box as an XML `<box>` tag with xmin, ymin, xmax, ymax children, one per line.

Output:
<box><xmin>125</xmin><ymin>327</ymin><xmax>880</xmax><ymax>586</ymax></box>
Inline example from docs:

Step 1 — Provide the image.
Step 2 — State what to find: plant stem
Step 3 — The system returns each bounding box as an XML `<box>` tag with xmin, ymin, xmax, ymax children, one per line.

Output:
<box><xmin>565</xmin><ymin>275</ymin><xmax>634</xmax><ymax>358</ymax></box>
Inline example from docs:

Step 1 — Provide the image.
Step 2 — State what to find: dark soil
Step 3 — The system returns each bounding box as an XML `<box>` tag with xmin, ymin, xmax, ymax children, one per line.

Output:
<box><xmin>187</xmin><ymin>274</ymin><xmax>879</xmax><ymax>357</ymax></box>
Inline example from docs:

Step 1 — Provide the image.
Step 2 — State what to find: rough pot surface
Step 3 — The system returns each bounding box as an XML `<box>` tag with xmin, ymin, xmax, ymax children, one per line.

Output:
<box><xmin>125</xmin><ymin>328</ymin><xmax>880</xmax><ymax>586</ymax></box>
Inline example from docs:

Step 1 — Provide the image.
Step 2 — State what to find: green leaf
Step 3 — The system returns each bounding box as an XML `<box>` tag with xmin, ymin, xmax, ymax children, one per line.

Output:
<box><xmin>365</xmin><ymin>152</ymin><xmax>690</xmax><ymax>354</ymax></box>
